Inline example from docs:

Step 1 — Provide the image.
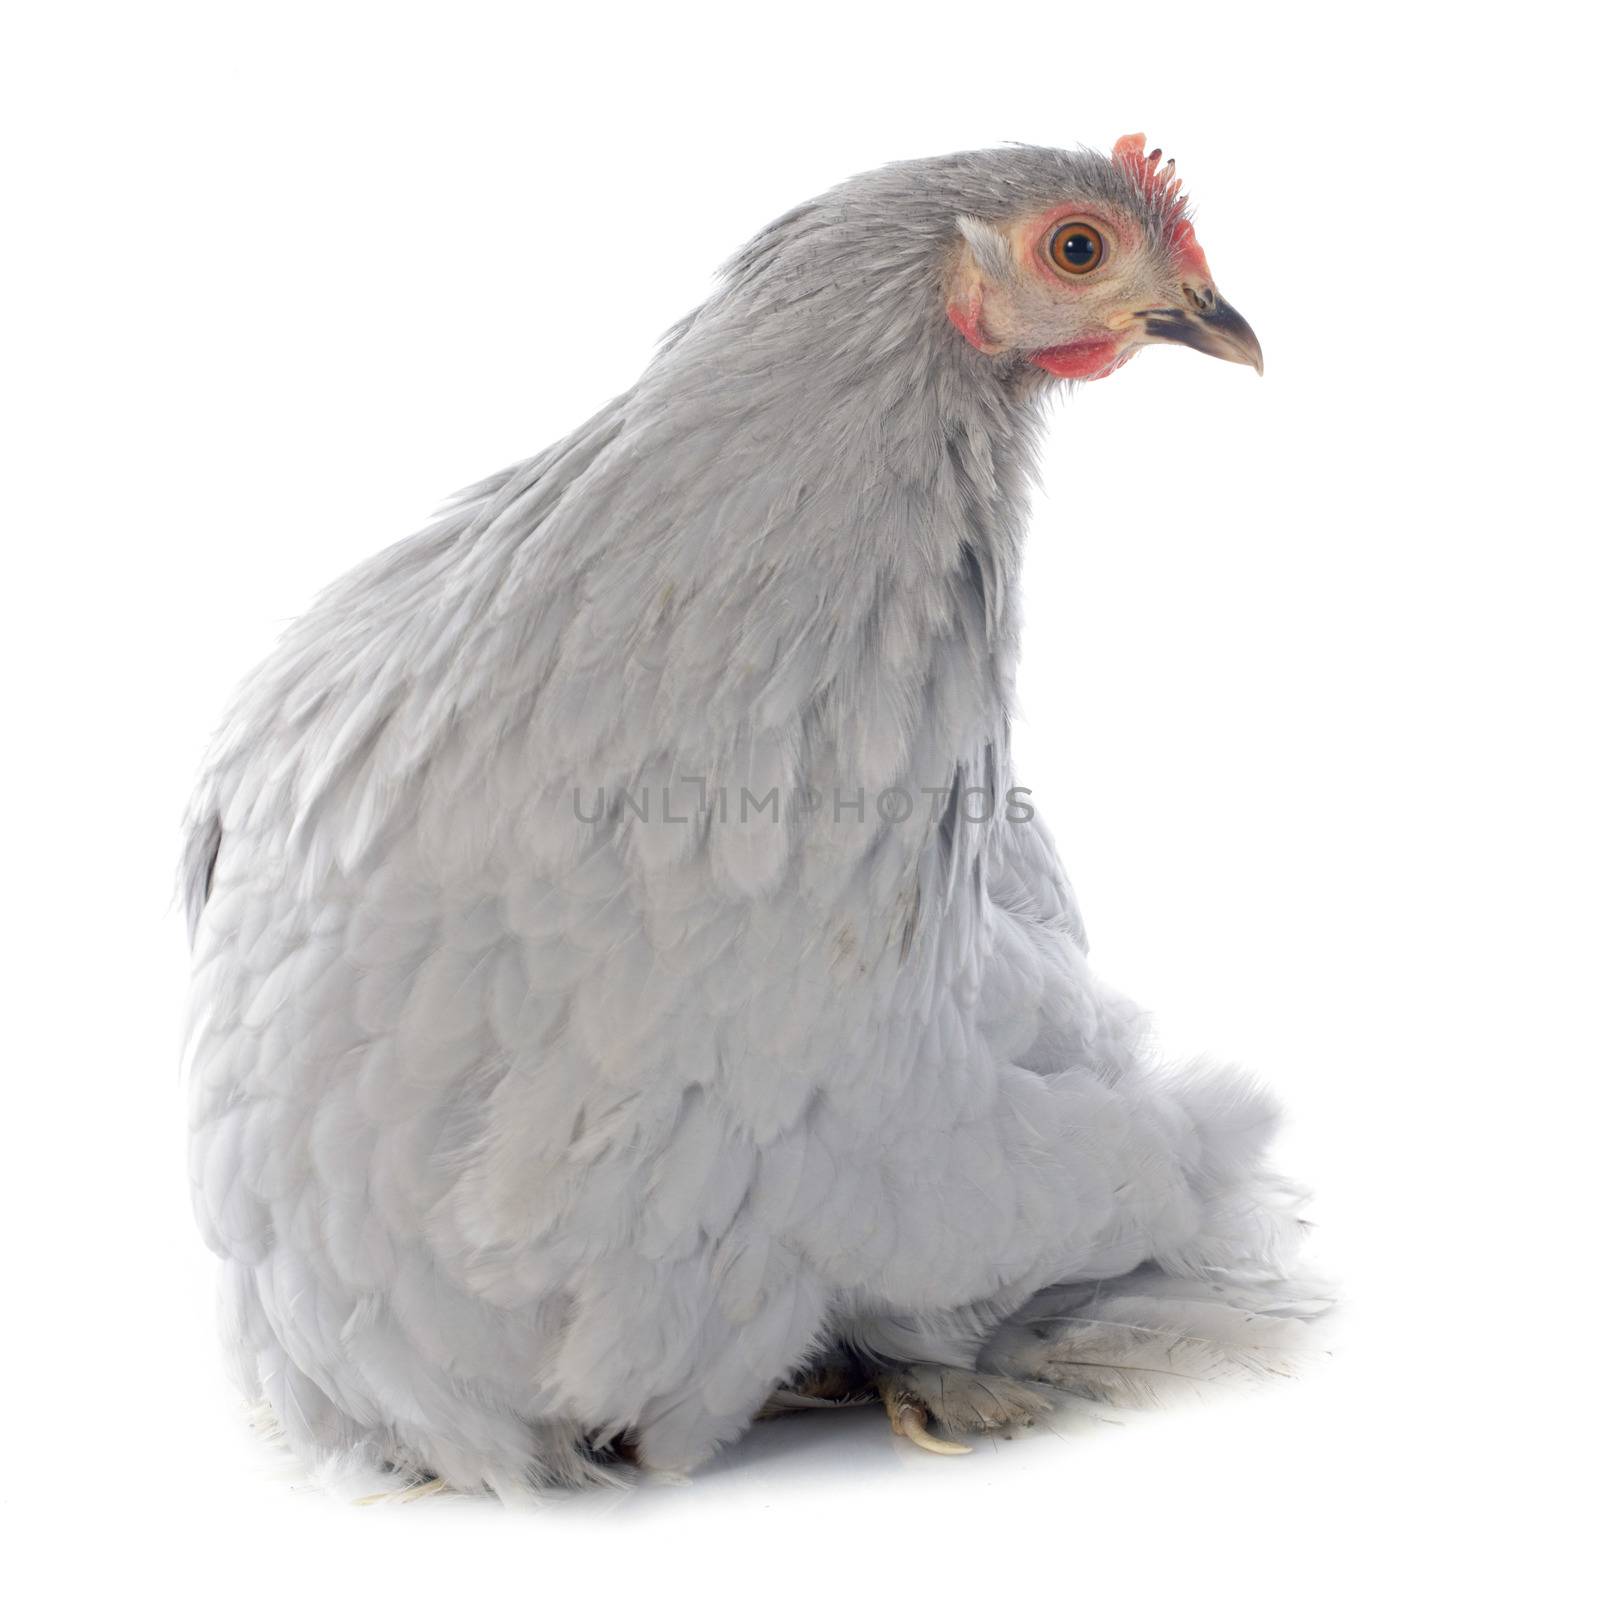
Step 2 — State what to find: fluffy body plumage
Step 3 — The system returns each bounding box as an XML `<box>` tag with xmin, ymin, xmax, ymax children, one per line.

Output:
<box><xmin>183</xmin><ymin>142</ymin><xmax>1317</xmax><ymax>1492</ymax></box>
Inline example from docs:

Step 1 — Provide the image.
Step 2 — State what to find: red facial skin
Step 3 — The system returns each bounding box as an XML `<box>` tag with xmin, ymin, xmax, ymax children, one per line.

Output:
<box><xmin>1029</xmin><ymin>339</ymin><xmax>1137</xmax><ymax>380</ymax></box>
<box><xmin>1022</xmin><ymin>207</ymin><xmax>1143</xmax><ymax>381</ymax></box>
<box><xmin>1024</xmin><ymin>203</ymin><xmax>1214</xmax><ymax>380</ymax></box>
<box><xmin>946</xmin><ymin>154</ymin><xmax>1212</xmax><ymax>383</ymax></box>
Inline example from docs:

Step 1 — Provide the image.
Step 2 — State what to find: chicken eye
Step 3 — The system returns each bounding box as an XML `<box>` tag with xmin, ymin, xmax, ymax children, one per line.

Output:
<box><xmin>1048</xmin><ymin>222</ymin><xmax>1105</xmax><ymax>276</ymax></box>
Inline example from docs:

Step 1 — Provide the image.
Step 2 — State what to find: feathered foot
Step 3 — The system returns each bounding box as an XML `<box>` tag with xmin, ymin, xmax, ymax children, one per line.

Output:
<box><xmin>761</xmin><ymin>1355</ymin><xmax>1053</xmax><ymax>1455</ymax></box>
<box><xmin>877</xmin><ymin>1364</ymin><xmax>1055</xmax><ymax>1454</ymax></box>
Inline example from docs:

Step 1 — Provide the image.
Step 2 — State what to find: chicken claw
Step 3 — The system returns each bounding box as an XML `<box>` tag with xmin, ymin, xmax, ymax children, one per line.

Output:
<box><xmin>882</xmin><ymin>1382</ymin><xmax>973</xmax><ymax>1455</ymax></box>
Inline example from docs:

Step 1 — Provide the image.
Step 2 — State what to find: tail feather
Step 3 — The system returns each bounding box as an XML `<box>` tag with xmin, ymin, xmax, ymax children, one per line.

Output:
<box><xmin>981</xmin><ymin>1263</ymin><xmax>1336</xmax><ymax>1405</ymax></box>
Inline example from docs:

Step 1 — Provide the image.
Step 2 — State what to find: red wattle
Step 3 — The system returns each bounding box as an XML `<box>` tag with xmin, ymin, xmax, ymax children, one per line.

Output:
<box><xmin>1028</xmin><ymin>339</ymin><xmax>1131</xmax><ymax>381</ymax></box>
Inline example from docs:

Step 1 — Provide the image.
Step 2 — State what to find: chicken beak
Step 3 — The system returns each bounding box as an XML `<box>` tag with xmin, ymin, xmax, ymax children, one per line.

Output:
<box><xmin>1137</xmin><ymin>292</ymin><xmax>1264</xmax><ymax>374</ymax></box>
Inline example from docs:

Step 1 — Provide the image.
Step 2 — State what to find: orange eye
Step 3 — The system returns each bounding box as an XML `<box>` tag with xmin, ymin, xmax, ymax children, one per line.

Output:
<box><xmin>1047</xmin><ymin>221</ymin><xmax>1105</xmax><ymax>276</ymax></box>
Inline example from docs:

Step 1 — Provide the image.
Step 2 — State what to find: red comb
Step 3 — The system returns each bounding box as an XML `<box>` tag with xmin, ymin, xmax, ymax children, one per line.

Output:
<box><xmin>1113</xmin><ymin>132</ymin><xmax>1186</xmax><ymax>217</ymax></box>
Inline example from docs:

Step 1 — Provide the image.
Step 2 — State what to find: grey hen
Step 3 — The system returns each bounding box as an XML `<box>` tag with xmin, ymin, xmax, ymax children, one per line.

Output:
<box><xmin>183</xmin><ymin>133</ymin><xmax>1320</xmax><ymax>1495</ymax></box>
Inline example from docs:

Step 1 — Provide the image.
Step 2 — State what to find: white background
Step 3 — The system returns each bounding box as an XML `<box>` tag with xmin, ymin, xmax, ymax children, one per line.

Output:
<box><xmin>3</xmin><ymin>2</ymin><xmax>1595</xmax><ymax>1594</ymax></box>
